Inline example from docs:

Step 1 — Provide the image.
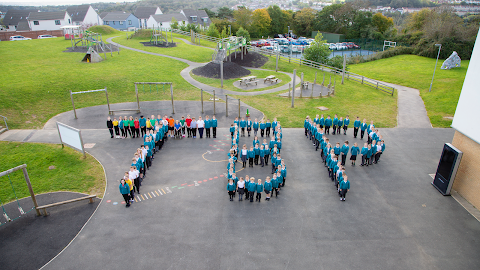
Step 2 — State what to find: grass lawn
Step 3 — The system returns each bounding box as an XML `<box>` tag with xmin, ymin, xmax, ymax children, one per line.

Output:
<box><xmin>348</xmin><ymin>55</ymin><xmax>469</xmax><ymax>128</ymax></box>
<box><xmin>232</xmin><ymin>59</ymin><xmax>398</xmax><ymax>128</ymax></box>
<box><xmin>111</xmin><ymin>34</ymin><xmax>214</xmax><ymax>63</ymax></box>
<box><xmin>0</xmin><ymin>36</ymin><xmax>204</xmax><ymax>129</ymax></box>
<box><xmin>171</xmin><ymin>32</ymin><xmax>218</xmax><ymax>49</ymax></box>
<box><xmin>0</xmin><ymin>141</ymin><xmax>105</xmax><ymax>204</ymax></box>
<box><xmin>191</xmin><ymin>69</ymin><xmax>291</xmax><ymax>92</ymax></box>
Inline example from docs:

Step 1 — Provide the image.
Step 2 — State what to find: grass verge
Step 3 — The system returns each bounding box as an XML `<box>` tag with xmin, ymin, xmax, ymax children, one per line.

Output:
<box><xmin>348</xmin><ymin>54</ymin><xmax>469</xmax><ymax>128</ymax></box>
<box><xmin>0</xmin><ymin>142</ymin><xmax>105</xmax><ymax>203</ymax></box>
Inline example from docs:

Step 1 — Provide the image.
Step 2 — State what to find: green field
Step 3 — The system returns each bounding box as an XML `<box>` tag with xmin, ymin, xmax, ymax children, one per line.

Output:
<box><xmin>348</xmin><ymin>55</ymin><xmax>469</xmax><ymax>128</ymax></box>
<box><xmin>111</xmin><ymin>34</ymin><xmax>215</xmax><ymax>63</ymax></box>
<box><xmin>0</xmin><ymin>141</ymin><xmax>105</xmax><ymax>204</ymax></box>
<box><xmin>191</xmin><ymin>69</ymin><xmax>291</xmax><ymax>92</ymax></box>
<box><xmin>0</xmin><ymin>36</ymin><xmax>200</xmax><ymax>129</ymax></box>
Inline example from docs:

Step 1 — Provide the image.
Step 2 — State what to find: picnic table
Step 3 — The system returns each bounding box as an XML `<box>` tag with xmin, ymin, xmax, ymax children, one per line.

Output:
<box><xmin>239</xmin><ymin>76</ymin><xmax>258</xmax><ymax>86</ymax></box>
<box><xmin>264</xmin><ymin>75</ymin><xmax>278</xmax><ymax>83</ymax></box>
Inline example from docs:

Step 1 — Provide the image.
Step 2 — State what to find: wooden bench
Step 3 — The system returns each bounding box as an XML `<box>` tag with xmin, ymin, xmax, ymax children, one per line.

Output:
<box><xmin>271</xmin><ymin>78</ymin><xmax>279</xmax><ymax>83</ymax></box>
<box><xmin>245</xmin><ymin>80</ymin><xmax>258</xmax><ymax>86</ymax></box>
<box><xmin>36</xmin><ymin>195</ymin><xmax>96</xmax><ymax>216</ymax></box>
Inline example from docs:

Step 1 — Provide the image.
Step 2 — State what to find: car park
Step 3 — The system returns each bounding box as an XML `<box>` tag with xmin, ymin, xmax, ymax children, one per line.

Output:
<box><xmin>10</xmin><ymin>35</ymin><xmax>32</xmax><ymax>41</ymax></box>
<box><xmin>38</xmin><ymin>35</ymin><xmax>56</xmax><ymax>39</ymax></box>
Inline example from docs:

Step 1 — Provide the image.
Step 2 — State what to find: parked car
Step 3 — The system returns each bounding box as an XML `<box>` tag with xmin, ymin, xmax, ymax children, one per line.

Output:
<box><xmin>328</xmin><ymin>43</ymin><xmax>337</xmax><ymax>50</ymax></box>
<box><xmin>335</xmin><ymin>43</ymin><xmax>347</xmax><ymax>50</ymax></box>
<box><xmin>10</xmin><ymin>35</ymin><xmax>31</xmax><ymax>41</ymax></box>
<box><xmin>347</xmin><ymin>42</ymin><xmax>360</xmax><ymax>49</ymax></box>
<box><xmin>38</xmin><ymin>34</ymin><xmax>56</xmax><ymax>39</ymax></box>
<box><xmin>273</xmin><ymin>34</ymin><xmax>284</xmax><ymax>39</ymax></box>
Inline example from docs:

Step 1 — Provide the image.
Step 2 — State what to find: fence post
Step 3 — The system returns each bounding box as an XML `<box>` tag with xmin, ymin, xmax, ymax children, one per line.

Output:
<box><xmin>201</xmin><ymin>89</ymin><xmax>204</xmax><ymax>114</ymax></box>
<box><xmin>322</xmin><ymin>73</ymin><xmax>325</xmax><ymax>86</ymax></box>
<box><xmin>70</xmin><ymin>90</ymin><xmax>77</xmax><ymax>119</ymax></box>
<box><xmin>225</xmin><ymin>95</ymin><xmax>228</xmax><ymax>117</ymax></box>
<box><xmin>276</xmin><ymin>51</ymin><xmax>279</xmax><ymax>72</ymax></box>
<box><xmin>22</xmin><ymin>167</ymin><xmax>41</xmax><ymax>216</ymax></box>
<box><xmin>238</xmin><ymin>99</ymin><xmax>241</xmax><ymax>118</ymax></box>
<box><xmin>170</xmin><ymin>84</ymin><xmax>174</xmax><ymax>114</ymax></box>
<box><xmin>105</xmin><ymin>87</ymin><xmax>111</xmax><ymax>113</ymax></box>
<box><xmin>135</xmin><ymin>84</ymin><xmax>140</xmax><ymax>113</ymax></box>
<box><xmin>291</xmin><ymin>69</ymin><xmax>296</xmax><ymax>108</ymax></box>
<box><xmin>362</xmin><ymin>76</ymin><xmax>364</xmax><ymax>84</ymax></box>
<box><xmin>300</xmin><ymin>72</ymin><xmax>304</xmax><ymax>98</ymax></box>
<box><xmin>311</xmin><ymin>71</ymin><xmax>316</xmax><ymax>99</ymax></box>
<box><xmin>392</xmin><ymin>87</ymin><xmax>395</xmax><ymax>96</ymax></box>
<box><xmin>288</xmin><ymin>83</ymin><xmax>291</xmax><ymax>98</ymax></box>
<box><xmin>342</xmin><ymin>55</ymin><xmax>346</xmax><ymax>85</ymax></box>
<box><xmin>220</xmin><ymin>60</ymin><xmax>224</xmax><ymax>88</ymax></box>
<box><xmin>376</xmin><ymin>81</ymin><xmax>379</xmax><ymax>90</ymax></box>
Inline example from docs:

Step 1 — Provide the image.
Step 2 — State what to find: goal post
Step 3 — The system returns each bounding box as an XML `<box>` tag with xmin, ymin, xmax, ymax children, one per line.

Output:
<box><xmin>70</xmin><ymin>87</ymin><xmax>110</xmax><ymax>119</ymax></box>
<box><xmin>383</xmin><ymin>40</ymin><xmax>397</xmax><ymax>51</ymax></box>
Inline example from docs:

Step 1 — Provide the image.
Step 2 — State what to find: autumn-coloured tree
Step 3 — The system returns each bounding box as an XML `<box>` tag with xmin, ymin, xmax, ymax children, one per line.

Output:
<box><xmin>292</xmin><ymin>8</ymin><xmax>316</xmax><ymax>37</ymax></box>
<box><xmin>372</xmin><ymin>13</ymin><xmax>394</xmax><ymax>34</ymax></box>
<box><xmin>250</xmin><ymin>9</ymin><xmax>272</xmax><ymax>38</ymax></box>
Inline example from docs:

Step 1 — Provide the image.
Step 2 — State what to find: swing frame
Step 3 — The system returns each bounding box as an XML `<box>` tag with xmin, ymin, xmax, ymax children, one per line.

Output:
<box><xmin>0</xmin><ymin>164</ymin><xmax>41</xmax><ymax>217</ymax></box>
<box><xmin>134</xmin><ymin>82</ymin><xmax>175</xmax><ymax>114</ymax></box>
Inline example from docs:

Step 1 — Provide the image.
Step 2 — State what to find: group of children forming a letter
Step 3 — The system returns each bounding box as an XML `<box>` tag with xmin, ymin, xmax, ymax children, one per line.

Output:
<box><xmin>304</xmin><ymin>114</ymin><xmax>386</xmax><ymax>201</ymax></box>
<box><xmin>226</xmin><ymin>117</ymin><xmax>287</xmax><ymax>202</ymax></box>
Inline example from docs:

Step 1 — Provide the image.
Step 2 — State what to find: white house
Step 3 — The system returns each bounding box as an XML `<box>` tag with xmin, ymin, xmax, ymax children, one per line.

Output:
<box><xmin>146</xmin><ymin>13</ymin><xmax>187</xmax><ymax>29</ymax></box>
<box><xmin>28</xmin><ymin>12</ymin><xmax>72</xmax><ymax>31</ymax></box>
<box><xmin>2</xmin><ymin>9</ymin><xmax>38</xmax><ymax>31</ymax></box>
<box><xmin>134</xmin><ymin>6</ymin><xmax>162</xmax><ymax>29</ymax></box>
<box><xmin>66</xmin><ymin>5</ymin><xmax>103</xmax><ymax>27</ymax></box>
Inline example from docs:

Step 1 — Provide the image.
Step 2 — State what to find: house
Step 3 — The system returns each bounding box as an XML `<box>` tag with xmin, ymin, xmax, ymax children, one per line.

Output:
<box><xmin>180</xmin><ymin>9</ymin><xmax>211</xmax><ymax>28</ymax></box>
<box><xmin>28</xmin><ymin>11</ymin><xmax>72</xmax><ymax>31</ymax></box>
<box><xmin>2</xmin><ymin>9</ymin><xmax>38</xmax><ymax>31</ymax></box>
<box><xmin>134</xmin><ymin>6</ymin><xmax>162</xmax><ymax>28</ymax></box>
<box><xmin>146</xmin><ymin>13</ymin><xmax>187</xmax><ymax>29</ymax></box>
<box><xmin>66</xmin><ymin>5</ymin><xmax>103</xmax><ymax>27</ymax></box>
<box><xmin>102</xmin><ymin>12</ymin><xmax>139</xmax><ymax>30</ymax></box>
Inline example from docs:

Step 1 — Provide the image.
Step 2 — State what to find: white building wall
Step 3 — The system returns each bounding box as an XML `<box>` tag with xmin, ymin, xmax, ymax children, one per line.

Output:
<box><xmin>84</xmin><ymin>6</ymin><xmax>103</xmax><ymax>25</ymax></box>
<box><xmin>30</xmin><ymin>15</ymin><xmax>72</xmax><ymax>31</ymax></box>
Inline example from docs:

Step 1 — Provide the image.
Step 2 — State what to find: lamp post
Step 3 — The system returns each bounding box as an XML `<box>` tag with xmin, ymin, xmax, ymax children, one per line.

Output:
<box><xmin>429</xmin><ymin>44</ymin><xmax>442</xmax><ymax>92</ymax></box>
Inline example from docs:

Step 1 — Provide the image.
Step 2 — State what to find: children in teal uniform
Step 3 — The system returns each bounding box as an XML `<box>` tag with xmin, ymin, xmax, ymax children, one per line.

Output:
<box><xmin>237</xmin><ymin>177</ymin><xmax>245</xmax><ymax>201</ymax></box>
<box><xmin>204</xmin><ymin>115</ymin><xmax>211</xmax><ymax>138</ymax></box>
<box><xmin>339</xmin><ymin>175</ymin><xmax>350</xmax><ymax>201</ymax></box>
<box><xmin>324</xmin><ymin>115</ymin><xmax>332</xmax><ymax>134</ymax></box>
<box><xmin>227</xmin><ymin>179</ymin><xmax>236</xmax><ymax>201</ymax></box>
<box><xmin>276</xmin><ymin>171</ymin><xmax>284</xmax><ymax>188</ymax></box>
<box><xmin>230</xmin><ymin>123</ymin><xmax>235</xmax><ymax>138</ymax></box>
<box><xmin>332</xmin><ymin>114</ymin><xmax>338</xmax><ymax>135</ymax></box>
<box><xmin>304</xmin><ymin>116</ymin><xmax>310</xmax><ymax>137</ymax></box>
<box><xmin>343</xmin><ymin>115</ymin><xmax>350</xmax><ymax>135</ymax></box>
<box><xmin>265</xmin><ymin>119</ymin><xmax>271</xmax><ymax>137</ymax></box>
<box><xmin>271</xmin><ymin>174</ymin><xmax>279</xmax><ymax>197</ymax></box>
<box><xmin>254</xmin><ymin>143</ymin><xmax>260</xmax><ymax>165</ymax></box>
<box><xmin>337</xmin><ymin>117</ymin><xmax>343</xmax><ymax>135</ymax></box>
<box><xmin>271</xmin><ymin>153</ymin><xmax>277</xmax><ymax>174</ymax></box>
<box><xmin>264</xmin><ymin>177</ymin><xmax>272</xmax><ymax>201</ymax></box>
<box><xmin>259</xmin><ymin>145</ymin><xmax>265</xmax><ymax>167</ymax></box>
<box><xmin>353</xmin><ymin>116</ymin><xmax>360</xmax><ymax>138</ymax></box>
<box><xmin>260</xmin><ymin>120</ymin><xmax>266</xmax><ymax>137</ymax></box>
<box><xmin>350</xmin><ymin>142</ymin><xmax>359</xmax><ymax>166</ymax></box>
<box><xmin>240</xmin><ymin>117</ymin><xmax>246</xmax><ymax>137</ymax></box>
<box><xmin>248</xmin><ymin>146</ymin><xmax>255</xmax><ymax>167</ymax></box>
<box><xmin>340</xmin><ymin>141</ymin><xmax>349</xmax><ymax>166</ymax></box>
<box><xmin>255</xmin><ymin>179</ymin><xmax>263</xmax><ymax>202</ymax></box>
<box><xmin>211</xmin><ymin>115</ymin><xmax>217</xmax><ymax>138</ymax></box>
<box><xmin>119</xmin><ymin>179</ymin><xmax>131</xmax><ymax>207</ymax></box>
<box><xmin>253</xmin><ymin>118</ymin><xmax>259</xmax><ymax>137</ymax></box>
<box><xmin>360</xmin><ymin>119</ymin><xmax>367</xmax><ymax>140</ymax></box>
<box><xmin>365</xmin><ymin>144</ymin><xmax>372</xmax><ymax>166</ymax></box>
<box><xmin>253</xmin><ymin>136</ymin><xmax>260</xmax><ymax>148</ymax></box>
<box><xmin>248</xmin><ymin>177</ymin><xmax>256</xmax><ymax>202</ymax></box>
<box><xmin>263</xmin><ymin>139</ymin><xmax>270</xmax><ymax>165</ymax></box>
<box><xmin>333</xmin><ymin>142</ymin><xmax>341</xmax><ymax>158</ymax></box>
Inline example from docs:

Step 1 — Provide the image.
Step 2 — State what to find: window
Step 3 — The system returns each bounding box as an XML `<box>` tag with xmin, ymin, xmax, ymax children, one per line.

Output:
<box><xmin>113</xmin><ymin>21</ymin><xmax>115</xmax><ymax>25</ymax></box>
<box><xmin>34</xmin><ymin>21</ymin><xmax>39</xmax><ymax>25</ymax></box>
<box><xmin>120</xmin><ymin>21</ymin><xmax>124</xmax><ymax>25</ymax></box>
<box><xmin>191</xmin><ymin>16</ymin><xmax>197</xmax><ymax>22</ymax></box>
<box><xmin>55</xmin><ymin>20</ymin><xmax>60</xmax><ymax>25</ymax></box>
<box><xmin>128</xmin><ymin>20</ymin><xmax>132</xmax><ymax>25</ymax></box>
<box><xmin>68</xmin><ymin>19</ymin><xmax>71</xmax><ymax>24</ymax></box>
<box><xmin>105</xmin><ymin>21</ymin><xmax>109</xmax><ymax>25</ymax></box>
<box><xmin>202</xmin><ymin>17</ymin><xmax>208</xmax><ymax>23</ymax></box>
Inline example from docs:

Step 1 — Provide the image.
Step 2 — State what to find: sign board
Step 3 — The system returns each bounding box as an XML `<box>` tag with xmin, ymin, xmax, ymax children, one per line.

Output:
<box><xmin>56</xmin><ymin>122</ymin><xmax>85</xmax><ymax>157</ymax></box>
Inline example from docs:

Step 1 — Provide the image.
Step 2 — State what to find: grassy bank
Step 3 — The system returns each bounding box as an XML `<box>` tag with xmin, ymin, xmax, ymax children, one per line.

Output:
<box><xmin>0</xmin><ymin>142</ymin><xmax>105</xmax><ymax>203</ymax></box>
<box><xmin>348</xmin><ymin>55</ymin><xmax>469</xmax><ymax>127</ymax></box>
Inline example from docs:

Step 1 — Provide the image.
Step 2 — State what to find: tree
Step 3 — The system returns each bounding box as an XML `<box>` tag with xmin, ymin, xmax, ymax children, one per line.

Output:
<box><xmin>267</xmin><ymin>5</ymin><xmax>289</xmax><ymax>35</ymax></box>
<box><xmin>292</xmin><ymin>8</ymin><xmax>316</xmax><ymax>37</ymax></box>
<box><xmin>303</xmin><ymin>32</ymin><xmax>331</xmax><ymax>64</ymax></box>
<box><xmin>206</xmin><ymin>23</ymin><xmax>220</xmax><ymax>38</ymax></box>
<box><xmin>250</xmin><ymin>9</ymin><xmax>272</xmax><ymax>38</ymax></box>
<box><xmin>233</xmin><ymin>6</ymin><xmax>253</xmax><ymax>30</ymax></box>
<box><xmin>170</xmin><ymin>17</ymin><xmax>179</xmax><ymax>30</ymax></box>
<box><xmin>218</xmin><ymin>7</ymin><xmax>234</xmax><ymax>19</ymax></box>
<box><xmin>372</xmin><ymin>13</ymin><xmax>394</xmax><ymax>34</ymax></box>
<box><xmin>236</xmin><ymin>27</ymin><xmax>251</xmax><ymax>43</ymax></box>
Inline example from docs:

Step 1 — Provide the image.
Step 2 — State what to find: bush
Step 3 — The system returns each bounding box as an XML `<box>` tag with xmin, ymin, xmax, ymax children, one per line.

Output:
<box><xmin>326</xmin><ymin>55</ymin><xmax>345</xmax><ymax>70</ymax></box>
<box><xmin>236</xmin><ymin>27</ymin><xmax>251</xmax><ymax>43</ymax></box>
